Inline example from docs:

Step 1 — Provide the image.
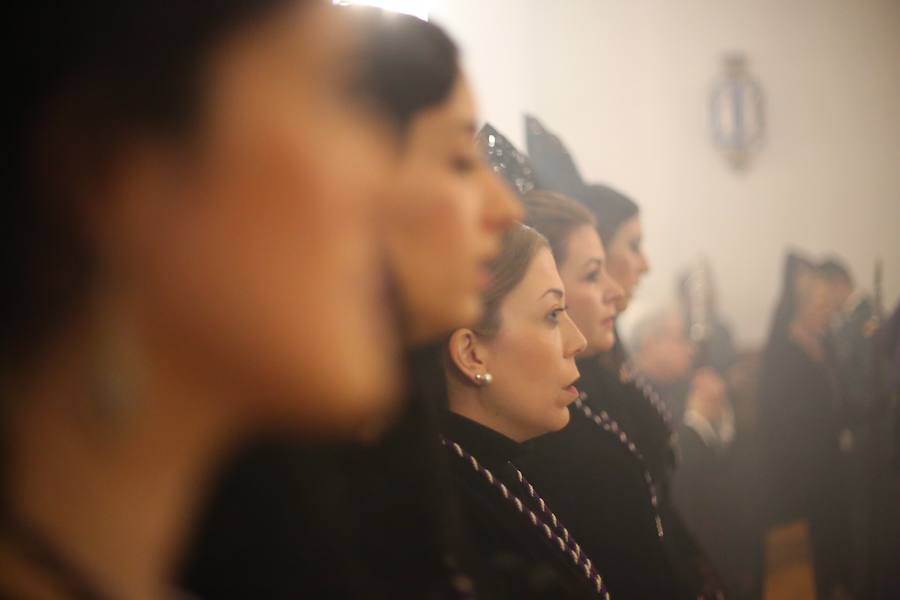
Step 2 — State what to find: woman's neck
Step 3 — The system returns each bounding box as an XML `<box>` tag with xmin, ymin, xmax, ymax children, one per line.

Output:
<box><xmin>447</xmin><ymin>385</ymin><xmax>532</xmax><ymax>443</ymax></box>
<box><xmin>3</xmin><ymin>324</ymin><xmax>243</xmax><ymax>600</ymax></box>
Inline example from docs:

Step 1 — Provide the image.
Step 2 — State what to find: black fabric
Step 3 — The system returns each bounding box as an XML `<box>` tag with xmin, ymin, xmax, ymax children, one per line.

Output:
<box><xmin>179</xmin><ymin>345</ymin><xmax>461</xmax><ymax>600</ymax></box>
<box><xmin>829</xmin><ymin>297</ymin><xmax>879</xmax><ymax>597</ymax></box>
<box><xmin>758</xmin><ymin>335</ymin><xmax>851</xmax><ymax>597</ymax></box>
<box><xmin>523</xmin><ymin>115</ymin><xmax>639</xmax><ymax>247</ymax></box>
<box><xmin>441</xmin><ymin>412</ymin><xmax>598</xmax><ymax>600</ymax></box>
<box><xmin>672</xmin><ymin>421</ymin><xmax>766</xmax><ymax>600</ymax></box>
<box><xmin>524</xmin><ymin>115</ymin><xmax>587</xmax><ymax>201</ymax></box>
<box><xmin>178</xmin><ymin>437</ymin><xmax>361</xmax><ymax>599</ymax></box>
<box><xmin>522</xmin><ymin>353</ymin><xmax>729</xmax><ymax>599</ymax></box>
<box><xmin>612</xmin><ymin>366</ymin><xmax>724</xmax><ymax>600</ymax></box>
<box><xmin>519</xmin><ymin>358</ymin><xmax>676</xmax><ymax>600</ymax></box>
<box><xmin>832</xmin><ymin>297</ymin><xmax>876</xmax><ymax>430</ymax></box>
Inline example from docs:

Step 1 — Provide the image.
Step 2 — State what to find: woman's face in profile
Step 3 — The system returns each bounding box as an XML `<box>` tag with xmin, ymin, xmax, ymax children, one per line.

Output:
<box><xmin>557</xmin><ymin>225</ymin><xmax>623</xmax><ymax>354</ymax></box>
<box><xmin>113</xmin><ymin>3</ymin><xmax>402</xmax><ymax>431</ymax></box>
<box><xmin>383</xmin><ymin>76</ymin><xmax>521</xmax><ymax>343</ymax></box>
<box><xmin>605</xmin><ymin>215</ymin><xmax>650</xmax><ymax>311</ymax></box>
<box><xmin>477</xmin><ymin>248</ymin><xmax>587</xmax><ymax>441</ymax></box>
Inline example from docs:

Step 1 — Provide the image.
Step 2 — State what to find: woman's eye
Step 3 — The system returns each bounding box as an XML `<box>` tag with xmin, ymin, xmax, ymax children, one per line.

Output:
<box><xmin>547</xmin><ymin>307</ymin><xmax>566</xmax><ymax>324</ymax></box>
<box><xmin>584</xmin><ymin>270</ymin><xmax>600</xmax><ymax>283</ymax></box>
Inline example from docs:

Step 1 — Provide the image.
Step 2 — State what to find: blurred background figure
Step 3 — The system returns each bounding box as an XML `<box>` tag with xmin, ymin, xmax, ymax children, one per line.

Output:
<box><xmin>678</xmin><ymin>258</ymin><xmax>739</xmax><ymax>377</ymax></box>
<box><xmin>3</xmin><ymin>1</ymin><xmax>404</xmax><ymax>598</ymax></box>
<box><xmin>630</xmin><ymin>308</ymin><xmax>698</xmax><ymax>421</ymax></box>
<box><xmin>630</xmin><ymin>305</ymin><xmax>765</xmax><ymax>600</ymax></box>
<box><xmin>875</xmin><ymin>301</ymin><xmax>900</xmax><ymax>600</ymax></box>
<box><xmin>818</xmin><ymin>258</ymin><xmax>880</xmax><ymax>599</ymax></box>
<box><xmin>759</xmin><ymin>254</ymin><xmax>852</xmax><ymax>599</ymax></box>
<box><xmin>820</xmin><ymin>258</ymin><xmax>877</xmax><ymax>438</ymax></box>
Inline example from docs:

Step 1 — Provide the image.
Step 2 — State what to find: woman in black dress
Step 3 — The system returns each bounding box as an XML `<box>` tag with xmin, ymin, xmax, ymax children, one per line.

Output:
<box><xmin>2</xmin><ymin>2</ymin><xmax>403</xmax><ymax>598</ymax></box>
<box><xmin>759</xmin><ymin>253</ymin><xmax>851</xmax><ymax>599</ymax></box>
<box><xmin>525</xmin><ymin>116</ymin><xmax>725</xmax><ymax>599</ymax></box>
<box><xmin>179</xmin><ymin>10</ymin><xmax>522</xmax><ymax>600</ymax></box>
<box><xmin>516</xmin><ymin>190</ymin><xmax>678</xmax><ymax>600</ymax></box>
<box><xmin>430</xmin><ymin>222</ymin><xmax>616</xmax><ymax>599</ymax></box>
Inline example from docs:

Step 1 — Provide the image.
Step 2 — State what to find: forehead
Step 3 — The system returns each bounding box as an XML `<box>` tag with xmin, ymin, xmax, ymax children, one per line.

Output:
<box><xmin>505</xmin><ymin>247</ymin><xmax>563</xmax><ymax>308</ymax></box>
<box><xmin>614</xmin><ymin>215</ymin><xmax>642</xmax><ymax>240</ymax></box>
<box><xmin>446</xmin><ymin>75</ymin><xmax>476</xmax><ymax>121</ymax></box>
<box><xmin>567</xmin><ymin>224</ymin><xmax>605</xmax><ymax>260</ymax></box>
<box><xmin>409</xmin><ymin>76</ymin><xmax>475</xmax><ymax>143</ymax></box>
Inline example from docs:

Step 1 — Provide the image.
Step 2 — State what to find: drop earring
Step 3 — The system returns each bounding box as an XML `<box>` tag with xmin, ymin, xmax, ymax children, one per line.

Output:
<box><xmin>473</xmin><ymin>372</ymin><xmax>493</xmax><ymax>387</ymax></box>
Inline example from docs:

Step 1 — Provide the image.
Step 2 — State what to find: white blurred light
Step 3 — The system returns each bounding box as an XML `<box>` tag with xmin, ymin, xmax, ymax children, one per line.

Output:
<box><xmin>333</xmin><ymin>0</ymin><xmax>429</xmax><ymax>21</ymax></box>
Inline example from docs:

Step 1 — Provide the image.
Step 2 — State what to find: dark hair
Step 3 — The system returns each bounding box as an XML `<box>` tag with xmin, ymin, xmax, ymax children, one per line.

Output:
<box><xmin>475</xmin><ymin>224</ymin><xmax>549</xmax><ymax>337</ymax></box>
<box><xmin>578</xmin><ymin>183</ymin><xmax>640</xmax><ymax>246</ymax></box>
<box><xmin>522</xmin><ymin>190</ymin><xmax>595</xmax><ymax>266</ymax></box>
<box><xmin>7</xmin><ymin>1</ymin><xmax>298</xmax><ymax>367</ymax></box>
<box><xmin>818</xmin><ymin>258</ymin><xmax>853</xmax><ymax>287</ymax></box>
<box><xmin>349</xmin><ymin>8</ymin><xmax>460</xmax><ymax>134</ymax></box>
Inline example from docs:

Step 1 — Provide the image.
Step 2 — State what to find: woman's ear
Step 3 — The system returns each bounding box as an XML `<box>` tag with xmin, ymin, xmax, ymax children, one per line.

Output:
<box><xmin>447</xmin><ymin>328</ymin><xmax>488</xmax><ymax>385</ymax></box>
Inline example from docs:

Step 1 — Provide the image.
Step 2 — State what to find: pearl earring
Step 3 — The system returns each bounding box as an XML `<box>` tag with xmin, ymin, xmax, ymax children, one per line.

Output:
<box><xmin>474</xmin><ymin>372</ymin><xmax>493</xmax><ymax>386</ymax></box>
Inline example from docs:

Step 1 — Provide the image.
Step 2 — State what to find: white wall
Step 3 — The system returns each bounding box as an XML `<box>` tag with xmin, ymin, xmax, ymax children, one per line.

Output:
<box><xmin>431</xmin><ymin>0</ymin><xmax>900</xmax><ymax>347</ymax></box>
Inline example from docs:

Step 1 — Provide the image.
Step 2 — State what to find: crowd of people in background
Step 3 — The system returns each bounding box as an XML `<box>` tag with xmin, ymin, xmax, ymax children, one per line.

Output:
<box><xmin>629</xmin><ymin>253</ymin><xmax>900</xmax><ymax>600</ymax></box>
<box><xmin>3</xmin><ymin>3</ymin><xmax>898</xmax><ymax>600</ymax></box>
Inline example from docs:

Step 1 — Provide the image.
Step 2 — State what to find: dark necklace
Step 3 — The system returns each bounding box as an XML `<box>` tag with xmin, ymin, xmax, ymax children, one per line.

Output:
<box><xmin>574</xmin><ymin>393</ymin><xmax>665</xmax><ymax>539</ymax></box>
<box><xmin>0</xmin><ymin>509</ymin><xmax>111</xmax><ymax>600</ymax></box>
<box><xmin>442</xmin><ymin>437</ymin><xmax>611</xmax><ymax>598</ymax></box>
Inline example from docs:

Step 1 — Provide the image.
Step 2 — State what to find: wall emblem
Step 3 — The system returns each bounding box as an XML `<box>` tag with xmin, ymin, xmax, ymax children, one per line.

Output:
<box><xmin>710</xmin><ymin>54</ymin><xmax>765</xmax><ymax>171</ymax></box>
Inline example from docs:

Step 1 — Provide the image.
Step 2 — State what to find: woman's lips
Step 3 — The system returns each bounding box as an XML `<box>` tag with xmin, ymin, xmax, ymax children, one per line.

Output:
<box><xmin>564</xmin><ymin>385</ymin><xmax>580</xmax><ymax>397</ymax></box>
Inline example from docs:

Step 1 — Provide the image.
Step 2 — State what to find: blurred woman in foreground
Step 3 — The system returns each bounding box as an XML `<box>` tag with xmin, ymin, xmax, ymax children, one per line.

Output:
<box><xmin>2</xmin><ymin>2</ymin><xmax>401</xmax><ymax>598</ymax></box>
<box><xmin>179</xmin><ymin>10</ymin><xmax>520</xmax><ymax>600</ymax></box>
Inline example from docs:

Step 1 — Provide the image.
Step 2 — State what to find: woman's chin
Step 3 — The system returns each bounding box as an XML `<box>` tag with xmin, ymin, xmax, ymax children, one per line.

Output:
<box><xmin>549</xmin><ymin>406</ymin><xmax>571</xmax><ymax>432</ymax></box>
<box><xmin>600</xmin><ymin>332</ymin><xmax>617</xmax><ymax>351</ymax></box>
<box><xmin>585</xmin><ymin>330</ymin><xmax>616</xmax><ymax>354</ymax></box>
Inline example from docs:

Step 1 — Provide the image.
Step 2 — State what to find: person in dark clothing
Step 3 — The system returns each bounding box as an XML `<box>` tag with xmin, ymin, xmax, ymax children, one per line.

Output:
<box><xmin>819</xmin><ymin>257</ymin><xmax>882</xmax><ymax>597</ymax></box>
<box><xmin>513</xmin><ymin>190</ymin><xmax>675</xmax><ymax>599</ymax></box>
<box><xmin>433</xmin><ymin>223</ymin><xmax>611</xmax><ymax>599</ymax></box>
<box><xmin>875</xmin><ymin>301</ymin><xmax>900</xmax><ymax>600</ymax></box>
<box><xmin>759</xmin><ymin>253</ymin><xmax>852</xmax><ymax>599</ymax></box>
<box><xmin>2</xmin><ymin>2</ymin><xmax>406</xmax><ymax>599</ymax></box>
<box><xmin>524</xmin><ymin>115</ymin><xmax>725</xmax><ymax>600</ymax></box>
<box><xmin>179</xmin><ymin>11</ymin><xmax>521</xmax><ymax>600</ymax></box>
<box><xmin>629</xmin><ymin>308</ymin><xmax>756</xmax><ymax>598</ymax></box>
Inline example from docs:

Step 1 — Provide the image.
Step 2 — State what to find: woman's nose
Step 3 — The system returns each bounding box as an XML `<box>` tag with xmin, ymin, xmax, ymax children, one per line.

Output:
<box><xmin>603</xmin><ymin>268</ymin><xmax>625</xmax><ymax>306</ymax></box>
<box><xmin>638</xmin><ymin>251</ymin><xmax>650</xmax><ymax>275</ymax></box>
<box><xmin>562</xmin><ymin>312</ymin><xmax>588</xmax><ymax>357</ymax></box>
